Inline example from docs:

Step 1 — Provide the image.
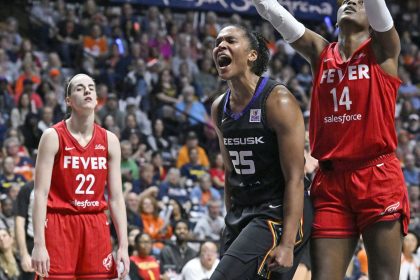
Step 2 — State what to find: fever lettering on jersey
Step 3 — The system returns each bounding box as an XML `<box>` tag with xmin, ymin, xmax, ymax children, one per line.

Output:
<box><xmin>310</xmin><ymin>39</ymin><xmax>401</xmax><ymax>161</ymax></box>
<box><xmin>320</xmin><ymin>64</ymin><xmax>370</xmax><ymax>84</ymax></box>
<box><xmin>48</xmin><ymin>121</ymin><xmax>110</xmax><ymax>213</ymax></box>
<box><xmin>63</xmin><ymin>156</ymin><xmax>107</xmax><ymax>170</ymax></box>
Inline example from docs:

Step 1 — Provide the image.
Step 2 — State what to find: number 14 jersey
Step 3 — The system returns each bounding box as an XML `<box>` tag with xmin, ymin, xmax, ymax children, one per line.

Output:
<box><xmin>48</xmin><ymin>121</ymin><xmax>109</xmax><ymax>213</ymax></box>
<box><xmin>310</xmin><ymin>38</ymin><xmax>401</xmax><ymax>162</ymax></box>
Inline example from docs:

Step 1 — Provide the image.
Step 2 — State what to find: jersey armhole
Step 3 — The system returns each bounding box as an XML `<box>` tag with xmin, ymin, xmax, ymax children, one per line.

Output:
<box><xmin>262</xmin><ymin>83</ymin><xmax>283</xmax><ymax>131</ymax></box>
<box><xmin>216</xmin><ymin>93</ymin><xmax>227</xmax><ymax>128</ymax></box>
<box><xmin>52</xmin><ymin>127</ymin><xmax>61</xmax><ymax>163</ymax></box>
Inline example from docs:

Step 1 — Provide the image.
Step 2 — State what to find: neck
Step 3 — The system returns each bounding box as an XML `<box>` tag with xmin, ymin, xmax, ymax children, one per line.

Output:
<box><xmin>337</xmin><ymin>30</ymin><xmax>370</xmax><ymax>60</ymax></box>
<box><xmin>66</xmin><ymin>113</ymin><xmax>95</xmax><ymax>136</ymax></box>
<box><xmin>227</xmin><ymin>73</ymin><xmax>260</xmax><ymax>106</ymax></box>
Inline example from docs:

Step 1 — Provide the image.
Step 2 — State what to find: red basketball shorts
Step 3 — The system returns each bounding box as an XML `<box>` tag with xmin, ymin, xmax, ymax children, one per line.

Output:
<box><xmin>44</xmin><ymin>212</ymin><xmax>117</xmax><ymax>279</ymax></box>
<box><xmin>311</xmin><ymin>153</ymin><xmax>410</xmax><ymax>238</ymax></box>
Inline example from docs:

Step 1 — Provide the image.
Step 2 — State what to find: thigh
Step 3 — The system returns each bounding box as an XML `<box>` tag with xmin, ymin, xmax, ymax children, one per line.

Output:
<box><xmin>210</xmin><ymin>255</ymin><xmax>260</xmax><ymax>280</ymax></box>
<box><xmin>45</xmin><ymin>213</ymin><xmax>79</xmax><ymax>278</ymax></box>
<box><xmin>350</xmin><ymin>157</ymin><xmax>410</xmax><ymax>234</ymax></box>
<box><xmin>362</xmin><ymin>220</ymin><xmax>403</xmax><ymax>280</ymax></box>
<box><xmin>77</xmin><ymin>213</ymin><xmax>117</xmax><ymax>279</ymax></box>
<box><xmin>311</xmin><ymin>170</ymin><xmax>358</xmax><ymax>238</ymax></box>
<box><xmin>310</xmin><ymin>237</ymin><xmax>358</xmax><ymax>280</ymax></box>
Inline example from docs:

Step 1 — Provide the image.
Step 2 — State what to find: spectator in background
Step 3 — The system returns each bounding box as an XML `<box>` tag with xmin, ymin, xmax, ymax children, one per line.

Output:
<box><xmin>0</xmin><ymin>77</ymin><xmax>14</xmax><ymax>119</ymax></box>
<box><xmin>132</xmin><ymin>163</ymin><xmax>158</xmax><ymax>195</ymax></box>
<box><xmin>97</xmin><ymin>93</ymin><xmax>125</xmax><ymax>128</ymax></box>
<box><xmin>158</xmin><ymin>168</ymin><xmax>190</xmax><ymax>205</ymax></box>
<box><xmin>14</xmin><ymin>181</ymin><xmax>35</xmax><ymax>280</ymax></box>
<box><xmin>10</xmin><ymin>93</ymin><xmax>35</xmax><ymax>130</ymax></box>
<box><xmin>175</xmin><ymin>85</ymin><xmax>209</xmax><ymax>133</ymax></box>
<box><xmin>130</xmin><ymin>232</ymin><xmax>161</xmax><ymax>280</ymax></box>
<box><xmin>120</xmin><ymin>140</ymin><xmax>140</xmax><ymax>183</ymax></box>
<box><xmin>139</xmin><ymin>195</ymin><xmax>172</xmax><ymax>251</ymax></box>
<box><xmin>15</xmin><ymin>79</ymin><xmax>43</xmax><ymax>110</ymax></box>
<box><xmin>3</xmin><ymin>137</ymin><xmax>34</xmax><ymax>181</ymax></box>
<box><xmin>176</xmin><ymin>131</ymin><xmax>209</xmax><ymax>168</ymax></box>
<box><xmin>0</xmin><ymin>156</ymin><xmax>26</xmax><ymax>195</ymax></box>
<box><xmin>193</xmin><ymin>199</ymin><xmax>224</xmax><ymax>241</ymax></box>
<box><xmin>0</xmin><ymin>196</ymin><xmax>14</xmax><ymax>232</ymax></box>
<box><xmin>209</xmin><ymin>153</ymin><xmax>225</xmax><ymax>192</ymax></box>
<box><xmin>180</xmin><ymin>241</ymin><xmax>219</xmax><ymax>280</ymax></box>
<box><xmin>0</xmin><ymin>228</ymin><xmax>20</xmax><ymax>280</ymax></box>
<box><xmin>19</xmin><ymin>113</ymin><xmax>42</xmax><ymax>155</ymax></box>
<box><xmin>37</xmin><ymin>106</ymin><xmax>55</xmax><ymax>132</ymax></box>
<box><xmin>194</xmin><ymin>57</ymin><xmax>218</xmax><ymax>101</ymax></box>
<box><xmin>147</xmin><ymin>118</ymin><xmax>174</xmax><ymax>164</ymax></box>
<box><xmin>400</xmin><ymin>231</ymin><xmax>420</xmax><ymax>280</ymax></box>
<box><xmin>55</xmin><ymin>15</ymin><xmax>83</xmax><ymax>68</ymax></box>
<box><xmin>180</xmin><ymin>148</ymin><xmax>208</xmax><ymax>182</ymax></box>
<box><xmin>190</xmin><ymin>173</ymin><xmax>221</xmax><ymax>212</ymax></box>
<box><xmin>403</xmin><ymin>153</ymin><xmax>420</xmax><ymax>187</ymax></box>
<box><xmin>159</xmin><ymin>220</ymin><xmax>197</xmax><ymax>278</ymax></box>
<box><xmin>151</xmin><ymin>151</ymin><xmax>166</xmax><ymax>183</ymax></box>
<box><xmin>83</xmin><ymin>24</ymin><xmax>108</xmax><ymax>59</ymax></box>
<box><xmin>125</xmin><ymin>192</ymin><xmax>143</xmax><ymax>229</ymax></box>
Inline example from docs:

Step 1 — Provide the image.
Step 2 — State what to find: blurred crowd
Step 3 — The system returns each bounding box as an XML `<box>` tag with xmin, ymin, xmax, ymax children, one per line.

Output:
<box><xmin>0</xmin><ymin>0</ymin><xmax>418</xmax><ymax>279</ymax></box>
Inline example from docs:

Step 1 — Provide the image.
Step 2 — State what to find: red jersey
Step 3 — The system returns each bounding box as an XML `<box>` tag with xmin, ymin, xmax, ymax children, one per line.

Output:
<box><xmin>48</xmin><ymin>121</ymin><xmax>109</xmax><ymax>213</ymax></box>
<box><xmin>310</xmin><ymin>39</ymin><xmax>401</xmax><ymax>161</ymax></box>
<box><xmin>130</xmin><ymin>255</ymin><xmax>161</xmax><ymax>280</ymax></box>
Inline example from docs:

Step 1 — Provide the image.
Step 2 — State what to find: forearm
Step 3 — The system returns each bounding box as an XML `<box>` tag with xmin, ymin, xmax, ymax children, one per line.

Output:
<box><xmin>15</xmin><ymin>217</ymin><xmax>29</xmax><ymax>256</ymax></box>
<box><xmin>364</xmin><ymin>0</ymin><xmax>393</xmax><ymax>32</ymax></box>
<box><xmin>253</xmin><ymin>0</ymin><xmax>305</xmax><ymax>43</ymax></box>
<box><xmin>280</xmin><ymin>178</ymin><xmax>304</xmax><ymax>248</ymax></box>
<box><xmin>109</xmin><ymin>196</ymin><xmax>129</xmax><ymax>248</ymax></box>
<box><xmin>33</xmin><ymin>191</ymin><xmax>48</xmax><ymax>246</ymax></box>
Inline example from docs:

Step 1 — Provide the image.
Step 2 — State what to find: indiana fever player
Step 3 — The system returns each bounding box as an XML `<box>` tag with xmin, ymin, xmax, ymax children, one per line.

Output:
<box><xmin>253</xmin><ymin>0</ymin><xmax>409</xmax><ymax>279</ymax></box>
<box><xmin>209</xmin><ymin>25</ymin><xmax>312</xmax><ymax>280</ymax></box>
<box><xmin>31</xmin><ymin>74</ymin><xmax>130</xmax><ymax>279</ymax></box>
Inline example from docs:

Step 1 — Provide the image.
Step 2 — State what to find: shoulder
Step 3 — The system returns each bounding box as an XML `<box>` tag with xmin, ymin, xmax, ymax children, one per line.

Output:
<box><xmin>266</xmin><ymin>85</ymin><xmax>302</xmax><ymax>128</ymax></box>
<box><xmin>210</xmin><ymin>93</ymin><xmax>225</xmax><ymax>117</ymax></box>
<box><xmin>267</xmin><ymin>84</ymin><xmax>296</xmax><ymax>107</ymax></box>
<box><xmin>106</xmin><ymin>130</ymin><xmax>120</xmax><ymax>146</ymax></box>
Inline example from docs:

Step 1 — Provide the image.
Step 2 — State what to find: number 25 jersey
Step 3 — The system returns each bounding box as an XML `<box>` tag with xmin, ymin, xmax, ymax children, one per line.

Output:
<box><xmin>217</xmin><ymin>77</ymin><xmax>286</xmax><ymax>207</ymax></box>
<box><xmin>48</xmin><ymin>121</ymin><xmax>109</xmax><ymax>213</ymax></box>
<box><xmin>310</xmin><ymin>38</ymin><xmax>401</xmax><ymax>161</ymax></box>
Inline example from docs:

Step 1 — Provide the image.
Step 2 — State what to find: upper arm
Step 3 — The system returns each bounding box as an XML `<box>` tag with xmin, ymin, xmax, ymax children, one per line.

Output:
<box><xmin>372</xmin><ymin>27</ymin><xmax>400</xmax><ymax>77</ymax></box>
<box><xmin>107</xmin><ymin>131</ymin><xmax>123</xmax><ymax>197</ymax></box>
<box><xmin>291</xmin><ymin>28</ymin><xmax>330</xmax><ymax>72</ymax></box>
<box><xmin>266</xmin><ymin>86</ymin><xmax>305</xmax><ymax>182</ymax></box>
<box><xmin>210</xmin><ymin>95</ymin><xmax>233</xmax><ymax>174</ymax></box>
<box><xmin>34</xmin><ymin>128</ymin><xmax>59</xmax><ymax>195</ymax></box>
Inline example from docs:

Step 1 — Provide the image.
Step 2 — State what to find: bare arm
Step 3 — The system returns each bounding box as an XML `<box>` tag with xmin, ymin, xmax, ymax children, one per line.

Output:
<box><xmin>32</xmin><ymin>128</ymin><xmax>59</xmax><ymax>277</ymax></box>
<box><xmin>107</xmin><ymin>131</ymin><xmax>130</xmax><ymax>278</ymax></box>
<box><xmin>266</xmin><ymin>85</ymin><xmax>305</xmax><ymax>270</ymax></box>
<box><xmin>15</xmin><ymin>216</ymin><xmax>34</xmax><ymax>272</ymax></box>
<box><xmin>211</xmin><ymin>95</ymin><xmax>233</xmax><ymax>210</ymax></box>
<box><xmin>365</xmin><ymin>0</ymin><xmax>400</xmax><ymax>77</ymax></box>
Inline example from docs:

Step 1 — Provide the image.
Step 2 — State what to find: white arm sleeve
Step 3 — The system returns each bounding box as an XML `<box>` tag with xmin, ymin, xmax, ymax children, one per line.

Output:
<box><xmin>364</xmin><ymin>0</ymin><xmax>394</xmax><ymax>32</ymax></box>
<box><xmin>253</xmin><ymin>0</ymin><xmax>305</xmax><ymax>43</ymax></box>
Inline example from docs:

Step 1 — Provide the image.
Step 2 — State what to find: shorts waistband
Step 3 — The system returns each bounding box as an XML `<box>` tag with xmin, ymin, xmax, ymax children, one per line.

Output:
<box><xmin>319</xmin><ymin>153</ymin><xmax>396</xmax><ymax>171</ymax></box>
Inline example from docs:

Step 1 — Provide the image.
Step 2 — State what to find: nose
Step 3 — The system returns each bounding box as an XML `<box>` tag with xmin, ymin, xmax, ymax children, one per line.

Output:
<box><xmin>347</xmin><ymin>0</ymin><xmax>357</xmax><ymax>6</ymax></box>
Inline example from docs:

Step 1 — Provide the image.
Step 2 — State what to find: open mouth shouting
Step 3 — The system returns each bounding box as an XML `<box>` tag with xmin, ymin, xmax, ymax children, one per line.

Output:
<box><xmin>217</xmin><ymin>54</ymin><xmax>232</xmax><ymax>70</ymax></box>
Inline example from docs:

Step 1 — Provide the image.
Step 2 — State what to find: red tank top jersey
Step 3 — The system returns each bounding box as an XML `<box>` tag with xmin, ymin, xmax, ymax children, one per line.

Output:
<box><xmin>310</xmin><ymin>38</ymin><xmax>401</xmax><ymax>161</ymax></box>
<box><xmin>48</xmin><ymin>121</ymin><xmax>109</xmax><ymax>213</ymax></box>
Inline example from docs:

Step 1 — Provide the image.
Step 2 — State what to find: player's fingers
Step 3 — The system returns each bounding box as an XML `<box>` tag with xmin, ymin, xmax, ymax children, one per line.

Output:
<box><xmin>124</xmin><ymin>259</ymin><xmax>130</xmax><ymax>276</ymax></box>
<box><xmin>46</xmin><ymin>257</ymin><xmax>50</xmax><ymax>274</ymax></box>
<box><xmin>41</xmin><ymin>260</ymin><xmax>49</xmax><ymax>277</ymax></box>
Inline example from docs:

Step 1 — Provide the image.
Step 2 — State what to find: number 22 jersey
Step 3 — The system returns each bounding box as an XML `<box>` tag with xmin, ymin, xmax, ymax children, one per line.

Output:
<box><xmin>310</xmin><ymin>38</ymin><xmax>401</xmax><ymax>161</ymax></box>
<box><xmin>48</xmin><ymin>121</ymin><xmax>109</xmax><ymax>213</ymax></box>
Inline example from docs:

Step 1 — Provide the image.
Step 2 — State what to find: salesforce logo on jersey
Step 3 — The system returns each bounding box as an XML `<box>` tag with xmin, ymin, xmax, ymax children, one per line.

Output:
<box><xmin>110</xmin><ymin>0</ymin><xmax>337</xmax><ymax>21</ymax></box>
<box><xmin>72</xmin><ymin>199</ymin><xmax>100</xmax><ymax>208</ymax></box>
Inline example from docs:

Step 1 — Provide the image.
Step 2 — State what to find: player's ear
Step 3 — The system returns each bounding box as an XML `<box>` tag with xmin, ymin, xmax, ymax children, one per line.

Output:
<box><xmin>248</xmin><ymin>49</ymin><xmax>258</xmax><ymax>63</ymax></box>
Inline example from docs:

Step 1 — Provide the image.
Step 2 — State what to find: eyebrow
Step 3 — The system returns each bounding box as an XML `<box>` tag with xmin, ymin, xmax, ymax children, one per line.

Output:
<box><xmin>75</xmin><ymin>83</ymin><xmax>95</xmax><ymax>88</ymax></box>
